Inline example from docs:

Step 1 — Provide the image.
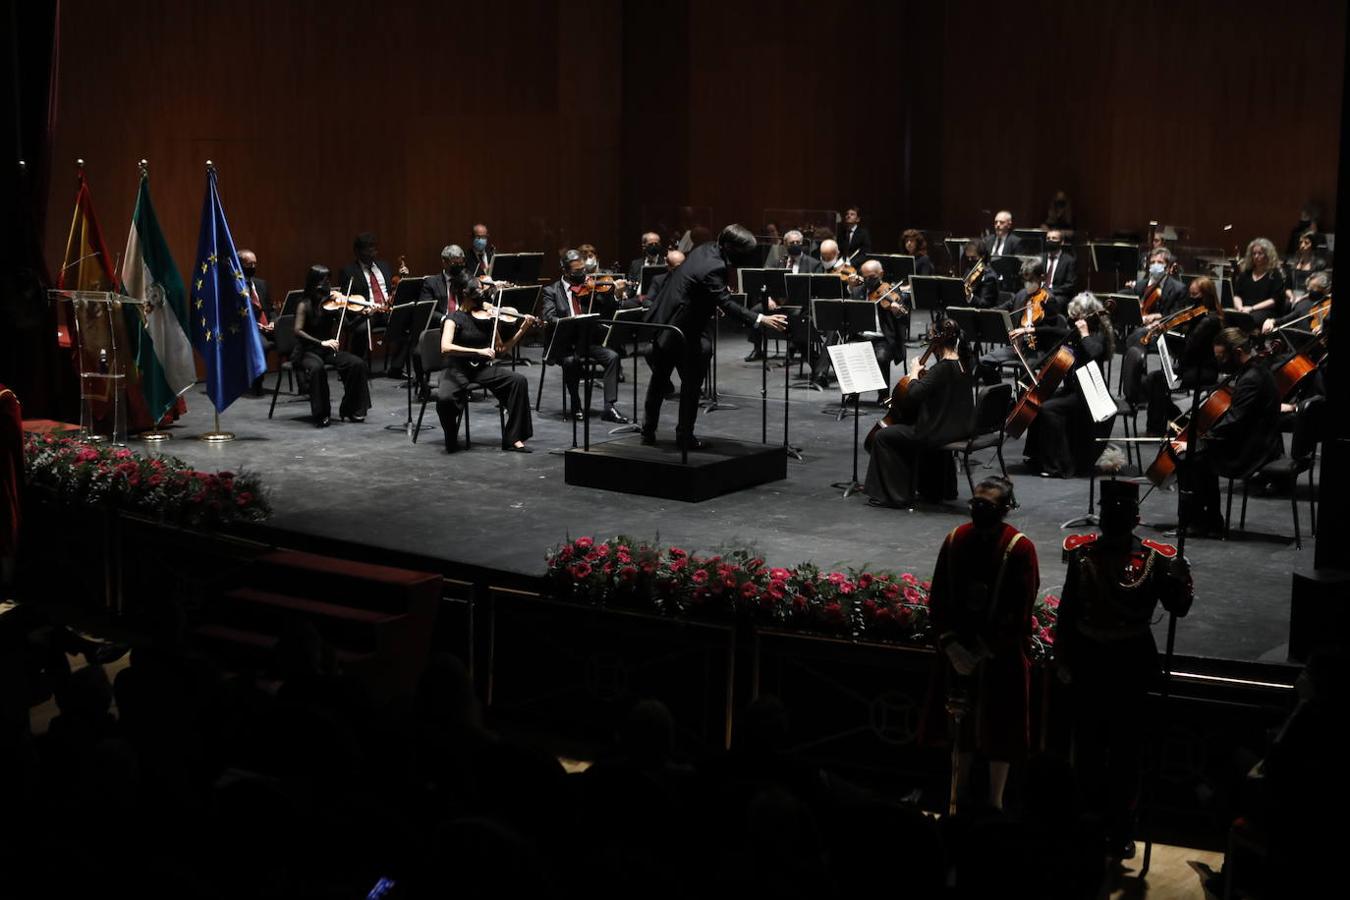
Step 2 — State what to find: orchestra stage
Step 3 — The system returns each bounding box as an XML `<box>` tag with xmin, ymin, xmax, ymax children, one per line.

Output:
<box><xmin>153</xmin><ymin>324</ymin><xmax>1311</xmax><ymax>667</ymax></box>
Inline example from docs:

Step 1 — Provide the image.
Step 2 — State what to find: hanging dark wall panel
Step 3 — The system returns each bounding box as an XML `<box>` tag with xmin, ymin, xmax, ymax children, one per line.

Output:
<box><xmin>47</xmin><ymin>0</ymin><xmax>1342</xmax><ymax>288</ymax></box>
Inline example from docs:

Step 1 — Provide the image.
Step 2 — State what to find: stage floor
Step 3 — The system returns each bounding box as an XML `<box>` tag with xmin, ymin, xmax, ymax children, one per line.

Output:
<box><xmin>149</xmin><ymin>324</ymin><xmax>1309</xmax><ymax>666</ymax></box>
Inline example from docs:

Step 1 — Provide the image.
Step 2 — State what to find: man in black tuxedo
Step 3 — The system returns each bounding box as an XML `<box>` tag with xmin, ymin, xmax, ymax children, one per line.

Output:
<box><xmin>540</xmin><ymin>250</ymin><xmax>631</xmax><ymax>424</ymax></box>
<box><xmin>239</xmin><ymin>248</ymin><xmax>274</xmax><ymax>395</ymax></box>
<box><xmin>469</xmin><ymin>223</ymin><xmax>496</xmax><ymax>278</ymax></box>
<box><xmin>982</xmin><ymin>210</ymin><xmax>1023</xmax><ymax>257</ymax></box>
<box><xmin>746</xmin><ymin>229</ymin><xmax>821</xmax><ymax>360</ymax></box>
<box><xmin>642</xmin><ymin>225</ymin><xmax>787</xmax><ymax>448</ymax></box>
<box><xmin>839</xmin><ymin>205</ymin><xmax>872</xmax><ymax>267</ymax></box>
<box><xmin>1041</xmin><ymin>228</ymin><xmax>1077</xmax><ymax>304</ymax></box>
<box><xmin>338</xmin><ymin>232</ymin><xmax>403</xmax><ymax>366</ymax></box>
<box><xmin>627</xmin><ymin>232</ymin><xmax>665</xmax><ymax>285</ymax></box>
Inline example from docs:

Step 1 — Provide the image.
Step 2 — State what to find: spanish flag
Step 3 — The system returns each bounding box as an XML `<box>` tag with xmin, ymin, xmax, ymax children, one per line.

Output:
<box><xmin>56</xmin><ymin>166</ymin><xmax>153</xmax><ymax>431</ymax></box>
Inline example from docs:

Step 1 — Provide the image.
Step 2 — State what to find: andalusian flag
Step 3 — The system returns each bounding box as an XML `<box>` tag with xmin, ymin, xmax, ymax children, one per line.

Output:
<box><xmin>121</xmin><ymin>169</ymin><xmax>196</xmax><ymax>421</ymax></box>
<box><xmin>191</xmin><ymin>166</ymin><xmax>266</xmax><ymax>412</ymax></box>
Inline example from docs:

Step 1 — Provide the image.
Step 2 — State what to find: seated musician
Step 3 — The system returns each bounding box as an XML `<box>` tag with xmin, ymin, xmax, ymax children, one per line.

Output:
<box><xmin>1024</xmin><ymin>292</ymin><xmax>1116</xmax><ymax>478</ymax></box>
<box><xmin>469</xmin><ymin>223</ymin><xmax>495</xmax><ymax>278</ymax></box>
<box><xmin>1132</xmin><ymin>248</ymin><xmax>1186</xmax><ymax>333</ymax></box>
<box><xmin>902</xmin><ymin>229</ymin><xmax>936</xmax><ymax>276</ymax></box>
<box><xmin>420</xmin><ymin>245</ymin><xmax>473</xmax><ymax>320</ymax></box>
<box><xmin>1041</xmin><ymin>228</ymin><xmax>1077</xmax><ymax>304</ymax></box>
<box><xmin>962</xmin><ymin>240</ymin><xmax>1000</xmax><ymax>309</ymax></box>
<box><xmin>627</xmin><ymin>231</ymin><xmax>665</xmax><ymax>285</ymax></box>
<box><xmin>1263</xmin><ymin>271</ymin><xmax>1329</xmax><ymax>336</ymax></box>
<box><xmin>239</xmin><ymin>249</ymin><xmax>274</xmax><ymax>395</ymax></box>
<box><xmin>976</xmin><ymin>260</ymin><xmax>1064</xmax><ymax>385</ymax></box>
<box><xmin>1285</xmin><ymin>231</ymin><xmax>1329</xmax><ymax>296</ymax></box>
<box><xmin>435</xmin><ymin>283</ymin><xmax>533</xmax><ymax>453</ymax></box>
<box><xmin>1143</xmin><ymin>276</ymin><xmax>1224</xmax><ymax>436</ymax></box>
<box><xmin>819</xmin><ymin>239</ymin><xmax>848</xmax><ymax>275</ymax></box>
<box><xmin>1264</xmin><ymin>272</ymin><xmax>1329</xmax><ymax>424</ymax></box>
<box><xmin>540</xmin><ymin>250</ymin><xmax>632</xmax><ymax>424</ymax></box>
<box><xmin>1175</xmin><ymin>327</ymin><xmax>1282</xmax><ymax>535</ymax></box>
<box><xmin>747</xmin><ymin>229</ymin><xmax>820</xmax><ymax>361</ymax></box>
<box><xmin>1233</xmin><ymin>237</ymin><xmax>1287</xmax><ymax>328</ymax></box>
<box><xmin>982</xmin><ymin>210</ymin><xmax>1022</xmax><ymax>257</ymax></box>
<box><xmin>840</xmin><ymin>205</ymin><xmax>871</xmax><ymax>265</ymax></box>
<box><xmin>850</xmin><ymin>259</ymin><xmax>907</xmax><ymax>400</ymax></box>
<box><xmin>863</xmin><ymin>319</ymin><xmax>974</xmax><ymax>508</ymax></box>
<box><xmin>292</xmin><ymin>265</ymin><xmax>371</xmax><ymax>427</ymax></box>
<box><xmin>338</xmin><ymin>232</ymin><xmax>407</xmax><ymax>366</ymax></box>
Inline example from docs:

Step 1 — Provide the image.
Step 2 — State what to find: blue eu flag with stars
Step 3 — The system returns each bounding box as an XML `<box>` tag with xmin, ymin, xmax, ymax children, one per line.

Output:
<box><xmin>191</xmin><ymin>167</ymin><xmax>266</xmax><ymax>412</ymax></box>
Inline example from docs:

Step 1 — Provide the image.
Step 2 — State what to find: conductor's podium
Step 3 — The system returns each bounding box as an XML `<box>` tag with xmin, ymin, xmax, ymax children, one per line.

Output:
<box><xmin>564</xmin><ymin>434</ymin><xmax>787</xmax><ymax>502</ymax></box>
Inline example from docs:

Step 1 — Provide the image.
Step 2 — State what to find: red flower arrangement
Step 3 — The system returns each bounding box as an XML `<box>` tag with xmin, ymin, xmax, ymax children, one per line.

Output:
<box><xmin>23</xmin><ymin>433</ymin><xmax>270</xmax><ymax>527</ymax></box>
<box><xmin>546</xmin><ymin>536</ymin><xmax>1060</xmax><ymax>658</ymax></box>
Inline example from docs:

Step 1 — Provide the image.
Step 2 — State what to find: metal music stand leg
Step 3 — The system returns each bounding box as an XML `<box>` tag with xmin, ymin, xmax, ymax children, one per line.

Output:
<box><xmin>704</xmin><ymin>320</ymin><xmax>737</xmax><ymax>413</ymax></box>
<box><xmin>831</xmin><ymin>392</ymin><xmax>865</xmax><ymax>497</ymax></box>
<box><xmin>782</xmin><ymin>341</ymin><xmax>804</xmax><ymax>460</ymax></box>
<box><xmin>1061</xmin><ymin>469</ymin><xmax>1100</xmax><ymax>529</ymax></box>
<box><xmin>608</xmin><ymin>345</ymin><xmax>642</xmax><ymax>435</ymax></box>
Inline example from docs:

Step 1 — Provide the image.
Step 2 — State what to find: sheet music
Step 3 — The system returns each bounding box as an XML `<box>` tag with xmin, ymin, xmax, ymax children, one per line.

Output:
<box><xmin>1075</xmin><ymin>360</ymin><xmax>1117</xmax><ymax>423</ymax></box>
<box><xmin>827</xmin><ymin>342</ymin><xmax>888</xmax><ymax>395</ymax></box>
<box><xmin>1157</xmin><ymin>334</ymin><xmax>1181</xmax><ymax>390</ymax></box>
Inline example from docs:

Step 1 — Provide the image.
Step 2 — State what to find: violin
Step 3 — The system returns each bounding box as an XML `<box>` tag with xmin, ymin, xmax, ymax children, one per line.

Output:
<box><xmin>962</xmin><ymin>258</ymin><xmax>986</xmax><ymax>299</ymax></box>
<box><xmin>868</xmin><ymin>280</ymin><xmax>906</xmax><ymax>312</ymax></box>
<box><xmin>321</xmin><ymin>291</ymin><xmax>376</xmax><ymax>314</ymax></box>
<box><xmin>1140</xmin><ymin>260</ymin><xmax>1181</xmax><ymax>315</ymax></box>
<box><xmin>836</xmin><ymin>263</ymin><xmax>858</xmax><ymax>282</ymax></box>
<box><xmin>1010</xmin><ymin>287</ymin><xmax>1049</xmax><ymax>350</ymax></box>
<box><xmin>378</xmin><ymin>255</ymin><xmax>407</xmax><ymax>312</ymax></box>
<box><xmin>1139</xmin><ymin>303</ymin><xmax>1206</xmax><ymax>345</ymax></box>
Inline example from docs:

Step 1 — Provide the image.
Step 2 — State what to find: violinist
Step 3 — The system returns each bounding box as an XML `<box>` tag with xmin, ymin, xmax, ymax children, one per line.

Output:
<box><xmin>819</xmin><ymin>239</ymin><xmax>849</xmax><ymax>275</ymax></box>
<box><xmin>1233</xmin><ymin>237</ymin><xmax>1287</xmax><ymax>327</ymax></box>
<box><xmin>540</xmin><ymin>250</ymin><xmax>632</xmax><ymax>424</ymax></box>
<box><xmin>1129</xmin><ymin>249</ymin><xmax>1186</xmax><ymax>341</ymax></box>
<box><xmin>902</xmin><ymin>229</ymin><xmax>936</xmax><ymax>276</ymax></box>
<box><xmin>1143</xmin><ymin>276</ymin><xmax>1224</xmax><ymax>436</ymax></box>
<box><xmin>1263</xmin><ymin>271</ymin><xmax>1329</xmax><ymax>338</ymax></box>
<box><xmin>420</xmin><ymin>245</ymin><xmax>474</xmax><ymax>320</ymax></box>
<box><xmin>850</xmin><ymin>259</ymin><xmax>907</xmax><ymax>398</ymax></box>
<box><xmin>863</xmin><ymin>319</ymin><xmax>974</xmax><ymax>508</ymax></box>
<box><xmin>1283</xmin><ymin>232</ymin><xmax>1328</xmax><ymax>297</ymax></box>
<box><xmin>338</xmin><ymin>232</ymin><xmax>407</xmax><ymax>366</ymax></box>
<box><xmin>962</xmin><ymin>240</ymin><xmax>1000</xmax><ymax>309</ymax></box>
<box><xmin>292</xmin><ymin>265</ymin><xmax>371</xmax><ymax>427</ymax></box>
<box><xmin>435</xmin><ymin>283</ymin><xmax>534</xmax><ymax>453</ymax></box>
<box><xmin>469</xmin><ymin>223</ymin><xmax>495</xmax><ymax>278</ymax></box>
<box><xmin>1023</xmin><ymin>292</ymin><xmax>1116</xmax><ymax>478</ymax></box>
<box><xmin>1264</xmin><ymin>272</ymin><xmax>1330</xmax><ymax>419</ymax></box>
<box><xmin>747</xmin><ymin>229</ymin><xmax>821</xmax><ymax>361</ymax></box>
<box><xmin>1041</xmin><ymin>228</ymin><xmax>1077</xmax><ymax>303</ymax></box>
<box><xmin>1175</xmin><ymin>327</ymin><xmax>1282</xmax><ymax>535</ymax></box>
<box><xmin>976</xmin><ymin>260</ymin><xmax>1063</xmax><ymax>386</ymax></box>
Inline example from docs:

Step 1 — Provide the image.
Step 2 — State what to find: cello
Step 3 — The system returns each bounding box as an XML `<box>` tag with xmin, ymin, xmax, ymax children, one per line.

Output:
<box><xmin>865</xmin><ymin>319</ymin><xmax>960</xmax><ymax>450</ymax></box>
<box><xmin>1144</xmin><ymin>379</ymin><xmax>1236</xmax><ymax>486</ymax></box>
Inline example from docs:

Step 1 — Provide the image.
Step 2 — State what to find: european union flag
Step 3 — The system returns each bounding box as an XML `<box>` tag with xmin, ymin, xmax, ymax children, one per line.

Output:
<box><xmin>191</xmin><ymin>166</ymin><xmax>266</xmax><ymax>412</ymax></box>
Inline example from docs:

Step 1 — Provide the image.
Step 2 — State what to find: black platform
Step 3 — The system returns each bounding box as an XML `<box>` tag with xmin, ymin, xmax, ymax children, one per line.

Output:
<box><xmin>564</xmin><ymin>435</ymin><xmax>788</xmax><ymax>501</ymax></box>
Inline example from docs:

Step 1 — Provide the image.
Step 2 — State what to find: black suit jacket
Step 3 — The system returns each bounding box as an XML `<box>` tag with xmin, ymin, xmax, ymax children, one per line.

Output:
<box><xmin>1136</xmin><ymin>275</ymin><xmax>1187</xmax><ymax>317</ymax></box>
<box><xmin>1041</xmin><ymin>251</ymin><xmax>1077</xmax><ymax>298</ymax></box>
<box><xmin>470</xmin><ymin>245</ymin><xmax>497</xmax><ymax>278</ymax></box>
<box><xmin>840</xmin><ymin>224</ymin><xmax>872</xmax><ymax>264</ymax></box>
<box><xmin>982</xmin><ymin>233</ymin><xmax>1023</xmax><ymax>257</ymax></box>
<box><xmin>246</xmin><ymin>276</ymin><xmax>273</xmax><ymax>318</ymax></box>
<box><xmin>338</xmin><ymin>259</ymin><xmax>395</xmax><ymax>301</ymax></box>
<box><xmin>419</xmin><ymin>271</ymin><xmax>472</xmax><ymax>317</ymax></box>
<box><xmin>628</xmin><ymin>255</ymin><xmax>663</xmax><ymax>285</ymax></box>
<box><xmin>1208</xmin><ymin>362</ymin><xmax>1282</xmax><ymax>477</ymax></box>
<box><xmin>769</xmin><ymin>253</ymin><xmax>823</xmax><ymax>275</ymax></box>
<box><xmin>645</xmin><ymin>243</ymin><xmax>758</xmax><ymax>353</ymax></box>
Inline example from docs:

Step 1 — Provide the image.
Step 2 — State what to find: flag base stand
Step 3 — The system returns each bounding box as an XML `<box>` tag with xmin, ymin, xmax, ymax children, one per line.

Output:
<box><xmin>138</xmin><ymin>431</ymin><xmax>172</xmax><ymax>442</ymax></box>
<box><xmin>197</xmin><ymin>411</ymin><xmax>235</xmax><ymax>443</ymax></box>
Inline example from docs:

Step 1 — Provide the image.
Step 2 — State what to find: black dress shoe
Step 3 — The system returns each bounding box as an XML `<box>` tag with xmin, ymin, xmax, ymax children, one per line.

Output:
<box><xmin>316</xmin><ymin>417</ymin><xmax>331</xmax><ymax>428</ymax></box>
<box><xmin>572</xmin><ymin>410</ymin><xmax>585</xmax><ymax>421</ymax></box>
<box><xmin>601</xmin><ymin>406</ymin><xmax>630</xmax><ymax>424</ymax></box>
<box><xmin>745</xmin><ymin>349</ymin><xmax>766</xmax><ymax>362</ymax></box>
<box><xmin>640</xmin><ymin>431</ymin><xmax>657</xmax><ymax>445</ymax></box>
<box><xmin>341</xmin><ymin>413</ymin><xmax>366</xmax><ymax>423</ymax></box>
<box><xmin>444</xmin><ymin>441</ymin><xmax>461</xmax><ymax>453</ymax></box>
<box><xmin>506</xmin><ymin>444</ymin><xmax>533</xmax><ymax>453</ymax></box>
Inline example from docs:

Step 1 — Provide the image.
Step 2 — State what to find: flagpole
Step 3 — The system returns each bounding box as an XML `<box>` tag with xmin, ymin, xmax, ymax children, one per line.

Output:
<box><xmin>195</xmin><ymin>160</ymin><xmax>238</xmax><ymax>443</ymax></box>
<box><xmin>134</xmin><ymin>159</ymin><xmax>175</xmax><ymax>444</ymax></box>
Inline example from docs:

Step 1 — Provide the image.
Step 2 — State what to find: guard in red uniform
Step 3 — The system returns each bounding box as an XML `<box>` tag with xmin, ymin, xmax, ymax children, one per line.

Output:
<box><xmin>1056</xmin><ymin>479</ymin><xmax>1193</xmax><ymax>858</ymax></box>
<box><xmin>920</xmin><ymin>475</ymin><xmax>1039</xmax><ymax>812</ymax></box>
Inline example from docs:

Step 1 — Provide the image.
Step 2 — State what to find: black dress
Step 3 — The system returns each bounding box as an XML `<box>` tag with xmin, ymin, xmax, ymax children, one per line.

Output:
<box><xmin>434</xmin><ymin>310</ymin><xmax>533</xmax><ymax>450</ymax></box>
<box><xmin>293</xmin><ymin>297</ymin><xmax>370</xmax><ymax>423</ymax></box>
<box><xmin>864</xmin><ymin>358</ymin><xmax>975</xmax><ymax>505</ymax></box>
<box><xmin>1024</xmin><ymin>331</ymin><xmax>1114</xmax><ymax>477</ymax></box>
<box><xmin>1234</xmin><ymin>269</ymin><xmax>1286</xmax><ymax>326</ymax></box>
<box><xmin>1144</xmin><ymin>312</ymin><xmax>1222</xmax><ymax>434</ymax></box>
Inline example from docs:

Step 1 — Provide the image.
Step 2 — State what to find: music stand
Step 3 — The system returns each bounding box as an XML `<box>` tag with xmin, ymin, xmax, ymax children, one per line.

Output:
<box><xmin>639</xmin><ymin>264</ymin><xmax>665</xmax><ymax>297</ymax></box>
<box><xmin>824</xmin><ymin>341</ymin><xmax>887</xmax><ymax>498</ymax></box>
<box><xmin>1089</xmin><ymin>242</ymin><xmax>1139</xmax><ymax>292</ymax></box>
<box><xmin>495</xmin><ymin>285</ymin><xmax>542</xmax><ymax>368</ymax></box>
<box><xmin>944</xmin><ymin>306</ymin><xmax>982</xmax><ymax>351</ymax></box>
<box><xmin>909</xmin><ymin>276</ymin><xmax>965</xmax><ymax>320</ymax></box>
<box><xmin>990</xmin><ymin>255</ymin><xmax>1021</xmax><ymax>289</ymax></box>
<box><xmin>1224</xmin><ymin>310</ymin><xmax>1258</xmax><ymax>334</ymax></box>
<box><xmin>812</xmin><ymin>300</ymin><xmax>880</xmax><ymax>402</ymax></box>
<box><xmin>1013</xmin><ymin>228</ymin><xmax>1046</xmax><ymax>255</ymax></box>
<box><xmin>809</xmin><ymin>273</ymin><xmax>845</xmax><ymax>300</ymax></box>
<box><xmin>490</xmin><ymin>252</ymin><xmax>544</xmax><ymax>285</ymax></box>
<box><xmin>384</xmin><ymin>298</ymin><xmax>437</xmax><ymax>435</ymax></box>
<box><xmin>704</xmin><ymin>294</ymin><xmax>742</xmax><ymax>413</ymax></box>
<box><xmin>280</xmin><ymin>289</ymin><xmax>302</xmax><ymax>318</ymax></box>
<box><xmin>944</xmin><ymin>237</ymin><xmax>977</xmax><ymax>270</ymax></box>
<box><xmin>1107</xmin><ymin>293</ymin><xmax>1142</xmax><ymax>339</ymax></box>
<box><xmin>604</xmin><ymin>306</ymin><xmax>647</xmax><ymax>435</ymax></box>
<box><xmin>871</xmin><ymin>253</ymin><xmax>916</xmax><ymax>283</ymax></box>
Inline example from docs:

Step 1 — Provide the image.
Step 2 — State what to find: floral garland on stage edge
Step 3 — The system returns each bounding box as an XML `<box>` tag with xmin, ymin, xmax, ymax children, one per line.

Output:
<box><xmin>23</xmin><ymin>433</ymin><xmax>269</xmax><ymax>527</ymax></box>
<box><xmin>546</xmin><ymin>536</ymin><xmax>1060</xmax><ymax>661</ymax></box>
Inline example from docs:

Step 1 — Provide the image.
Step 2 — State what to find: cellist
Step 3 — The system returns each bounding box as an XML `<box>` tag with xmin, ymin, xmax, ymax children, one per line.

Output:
<box><xmin>1174</xmin><ymin>327</ymin><xmax>1282</xmax><ymax>535</ymax></box>
<box><xmin>863</xmin><ymin>319</ymin><xmax>974</xmax><ymax>508</ymax></box>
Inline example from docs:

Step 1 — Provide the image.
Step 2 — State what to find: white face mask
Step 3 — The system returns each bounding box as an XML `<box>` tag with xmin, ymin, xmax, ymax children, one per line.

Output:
<box><xmin>1024</xmin><ymin>280</ymin><xmax>1039</xmax><ymax>292</ymax></box>
<box><xmin>584</xmin><ymin>257</ymin><xmax>598</xmax><ymax>272</ymax></box>
<box><xmin>1148</xmin><ymin>262</ymin><xmax>1166</xmax><ymax>280</ymax></box>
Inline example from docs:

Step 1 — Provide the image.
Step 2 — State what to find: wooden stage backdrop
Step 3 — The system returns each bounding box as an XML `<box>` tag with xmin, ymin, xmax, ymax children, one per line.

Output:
<box><xmin>47</xmin><ymin>0</ymin><xmax>1343</xmax><ymax>291</ymax></box>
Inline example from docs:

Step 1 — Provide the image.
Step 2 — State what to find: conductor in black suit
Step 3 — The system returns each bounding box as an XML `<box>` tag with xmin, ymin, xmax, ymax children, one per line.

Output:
<box><xmin>840</xmin><ymin>205</ymin><xmax>872</xmax><ymax>266</ymax></box>
<box><xmin>642</xmin><ymin>225</ymin><xmax>788</xmax><ymax>449</ymax></box>
<box><xmin>540</xmin><ymin>250</ymin><xmax>632</xmax><ymax>424</ymax></box>
<box><xmin>337</xmin><ymin>232</ymin><xmax>403</xmax><ymax>366</ymax></box>
<box><xmin>982</xmin><ymin>210</ymin><xmax>1023</xmax><ymax>257</ymax></box>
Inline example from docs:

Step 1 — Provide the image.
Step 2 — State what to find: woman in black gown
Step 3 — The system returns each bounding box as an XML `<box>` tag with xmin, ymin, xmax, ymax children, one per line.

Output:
<box><xmin>293</xmin><ymin>265</ymin><xmax>371</xmax><ymax>427</ymax></box>
<box><xmin>435</xmin><ymin>285</ymin><xmax>535</xmax><ymax>452</ymax></box>
<box><xmin>1024</xmin><ymin>292</ymin><xmax>1115</xmax><ymax>478</ymax></box>
<box><xmin>1233</xmin><ymin>237</ymin><xmax>1286</xmax><ymax>328</ymax></box>
<box><xmin>864</xmin><ymin>320</ymin><xmax>975</xmax><ymax>507</ymax></box>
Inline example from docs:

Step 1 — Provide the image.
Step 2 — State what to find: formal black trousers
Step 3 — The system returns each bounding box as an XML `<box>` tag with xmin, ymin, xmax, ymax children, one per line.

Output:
<box><xmin>298</xmin><ymin>348</ymin><xmax>369</xmax><ymax>421</ymax></box>
<box><xmin>435</xmin><ymin>360</ymin><xmax>533</xmax><ymax>449</ymax></box>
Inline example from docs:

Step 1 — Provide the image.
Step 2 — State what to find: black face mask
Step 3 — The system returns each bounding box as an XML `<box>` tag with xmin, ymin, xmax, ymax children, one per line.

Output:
<box><xmin>787</xmin><ymin>243</ymin><xmax>803</xmax><ymax>257</ymax></box>
<box><xmin>970</xmin><ymin>499</ymin><xmax>1004</xmax><ymax>530</ymax></box>
<box><xmin>447</xmin><ymin>263</ymin><xmax>465</xmax><ymax>276</ymax></box>
<box><xmin>644</xmin><ymin>243</ymin><xmax>661</xmax><ymax>257</ymax></box>
<box><xmin>242</xmin><ymin>266</ymin><xmax>256</xmax><ymax>279</ymax></box>
<box><xmin>566</xmin><ymin>271</ymin><xmax>587</xmax><ymax>285</ymax></box>
<box><xmin>864</xmin><ymin>277</ymin><xmax>882</xmax><ymax>292</ymax></box>
<box><xmin>1046</xmin><ymin>241</ymin><xmax>1062</xmax><ymax>253</ymax></box>
<box><xmin>1308</xmin><ymin>289</ymin><xmax>1326</xmax><ymax>302</ymax></box>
